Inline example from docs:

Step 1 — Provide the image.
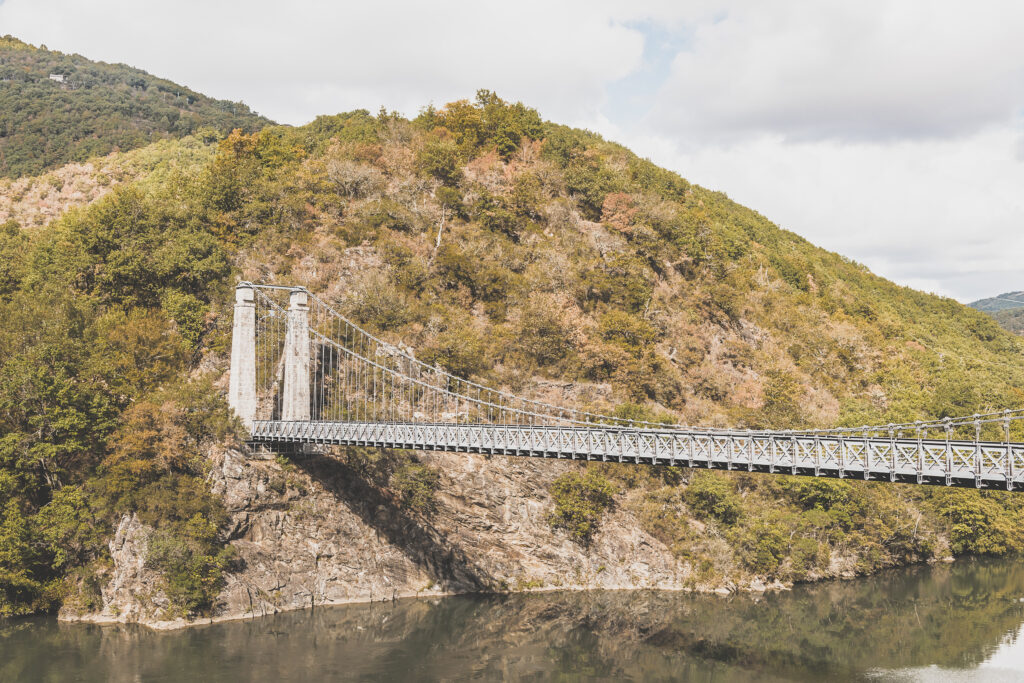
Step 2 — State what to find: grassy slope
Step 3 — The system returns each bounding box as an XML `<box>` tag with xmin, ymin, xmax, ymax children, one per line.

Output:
<box><xmin>0</xmin><ymin>35</ymin><xmax>270</xmax><ymax>178</ymax></box>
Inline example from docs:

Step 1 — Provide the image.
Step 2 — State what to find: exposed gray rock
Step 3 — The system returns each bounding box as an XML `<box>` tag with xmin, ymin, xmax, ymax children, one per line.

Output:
<box><xmin>64</xmin><ymin>444</ymin><xmax>692</xmax><ymax>628</ymax></box>
<box><xmin>61</xmin><ymin>513</ymin><xmax>175</xmax><ymax>627</ymax></box>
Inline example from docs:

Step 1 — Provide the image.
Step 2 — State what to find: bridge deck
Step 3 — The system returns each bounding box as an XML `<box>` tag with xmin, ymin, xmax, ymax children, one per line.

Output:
<box><xmin>251</xmin><ymin>420</ymin><xmax>1024</xmax><ymax>490</ymax></box>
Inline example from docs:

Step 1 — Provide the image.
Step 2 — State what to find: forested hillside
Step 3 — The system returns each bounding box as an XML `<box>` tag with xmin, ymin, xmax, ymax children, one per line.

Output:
<box><xmin>0</xmin><ymin>36</ymin><xmax>269</xmax><ymax>178</ymax></box>
<box><xmin>3</xmin><ymin>91</ymin><xmax>1024</xmax><ymax>621</ymax></box>
<box><xmin>989</xmin><ymin>309</ymin><xmax>1024</xmax><ymax>335</ymax></box>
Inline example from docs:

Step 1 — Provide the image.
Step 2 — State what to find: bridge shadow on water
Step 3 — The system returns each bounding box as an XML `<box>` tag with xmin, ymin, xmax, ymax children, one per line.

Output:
<box><xmin>290</xmin><ymin>448</ymin><xmax>495</xmax><ymax>594</ymax></box>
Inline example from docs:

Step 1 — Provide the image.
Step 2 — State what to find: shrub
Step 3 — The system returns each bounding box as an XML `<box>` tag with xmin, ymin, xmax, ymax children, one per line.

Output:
<box><xmin>416</xmin><ymin>137</ymin><xmax>462</xmax><ymax>186</ymax></box>
<box><xmin>391</xmin><ymin>463</ymin><xmax>440</xmax><ymax>513</ymax></box>
<box><xmin>0</xmin><ymin>220</ymin><xmax>27</xmax><ymax>296</ymax></box>
<box><xmin>434</xmin><ymin>243</ymin><xmax>522</xmax><ymax>312</ymax></box>
<box><xmin>760</xmin><ymin>369</ymin><xmax>804</xmax><ymax>428</ymax></box>
<box><xmin>730</xmin><ymin>520</ymin><xmax>787</xmax><ymax>575</ymax></box>
<box><xmin>326</xmin><ymin>158</ymin><xmax>384</xmax><ymax>198</ymax></box>
<box><xmin>348</xmin><ymin>271</ymin><xmax>415</xmax><ymax>331</ymax></box>
<box><xmin>548</xmin><ymin>470</ymin><xmax>617</xmax><ymax>545</ymax></box>
<box><xmin>146</xmin><ymin>512</ymin><xmax>236</xmax><ymax>617</ymax></box>
<box><xmin>420</xmin><ymin>324</ymin><xmax>486</xmax><ymax>379</ymax></box>
<box><xmin>684</xmin><ymin>471</ymin><xmax>742</xmax><ymax>525</ymax></box>
<box><xmin>359</xmin><ymin>198</ymin><xmax>416</xmax><ymax>233</ymax></box>
<box><xmin>788</xmin><ymin>537</ymin><xmax>828</xmax><ymax>581</ymax></box>
<box><xmin>513</xmin><ymin>301</ymin><xmax>574</xmax><ymax>368</ymax></box>
<box><xmin>421</xmin><ymin>90</ymin><xmax>542</xmax><ymax>159</ymax></box>
<box><xmin>599</xmin><ymin>310</ymin><xmax>657</xmax><ymax>356</ymax></box>
<box><xmin>509</xmin><ymin>173</ymin><xmax>544</xmax><ymax>221</ymax></box>
<box><xmin>934</xmin><ymin>492</ymin><xmax>1024</xmax><ymax>556</ymax></box>
<box><xmin>578</xmin><ymin>253</ymin><xmax>653</xmax><ymax>313</ymax></box>
<box><xmin>563</xmin><ymin>157</ymin><xmax>619</xmax><ymax>222</ymax></box>
<box><xmin>474</xmin><ymin>194</ymin><xmax>521</xmax><ymax>241</ymax></box>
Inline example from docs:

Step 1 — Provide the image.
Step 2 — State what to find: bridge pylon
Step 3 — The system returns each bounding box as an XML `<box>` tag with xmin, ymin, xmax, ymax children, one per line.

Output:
<box><xmin>228</xmin><ymin>284</ymin><xmax>258</xmax><ymax>427</ymax></box>
<box><xmin>282</xmin><ymin>288</ymin><xmax>311</xmax><ymax>421</ymax></box>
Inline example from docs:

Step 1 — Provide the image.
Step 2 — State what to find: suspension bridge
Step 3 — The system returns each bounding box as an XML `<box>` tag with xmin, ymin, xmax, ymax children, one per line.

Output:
<box><xmin>229</xmin><ymin>283</ymin><xmax>1024</xmax><ymax>491</ymax></box>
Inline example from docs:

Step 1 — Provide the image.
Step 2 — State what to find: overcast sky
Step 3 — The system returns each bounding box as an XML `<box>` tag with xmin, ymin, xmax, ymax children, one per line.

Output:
<box><xmin>3</xmin><ymin>0</ymin><xmax>1023</xmax><ymax>302</ymax></box>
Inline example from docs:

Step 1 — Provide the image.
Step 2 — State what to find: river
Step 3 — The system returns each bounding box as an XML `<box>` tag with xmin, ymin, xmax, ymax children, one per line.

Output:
<box><xmin>3</xmin><ymin>559</ymin><xmax>1024</xmax><ymax>681</ymax></box>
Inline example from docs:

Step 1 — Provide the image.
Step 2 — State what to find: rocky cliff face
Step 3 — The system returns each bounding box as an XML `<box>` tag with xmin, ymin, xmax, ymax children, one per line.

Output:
<box><xmin>62</xmin><ymin>444</ymin><xmax>709</xmax><ymax>628</ymax></box>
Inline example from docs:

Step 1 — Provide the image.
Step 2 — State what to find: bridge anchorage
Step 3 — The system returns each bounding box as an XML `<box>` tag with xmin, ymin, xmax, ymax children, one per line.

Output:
<box><xmin>228</xmin><ymin>283</ymin><xmax>1024</xmax><ymax>491</ymax></box>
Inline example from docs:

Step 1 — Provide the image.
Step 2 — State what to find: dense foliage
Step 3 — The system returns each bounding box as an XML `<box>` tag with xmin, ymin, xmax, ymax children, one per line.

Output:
<box><xmin>0</xmin><ymin>36</ymin><xmax>269</xmax><ymax>178</ymax></box>
<box><xmin>3</xmin><ymin>85</ymin><xmax>1024</xmax><ymax>616</ymax></box>
<box><xmin>989</xmin><ymin>308</ymin><xmax>1024</xmax><ymax>336</ymax></box>
<box><xmin>0</xmin><ymin>138</ymin><xmax>240</xmax><ymax>617</ymax></box>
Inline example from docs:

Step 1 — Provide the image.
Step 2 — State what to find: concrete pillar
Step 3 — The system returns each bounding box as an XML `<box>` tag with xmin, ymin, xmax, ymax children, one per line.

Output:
<box><xmin>228</xmin><ymin>285</ymin><xmax>258</xmax><ymax>428</ymax></box>
<box><xmin>282</xmin><ymin>289</ymin><xmax>311</xmax><ymax>421</ymax></box>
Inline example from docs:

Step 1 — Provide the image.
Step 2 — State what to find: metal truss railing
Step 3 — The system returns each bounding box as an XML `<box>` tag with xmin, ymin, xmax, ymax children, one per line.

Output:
<box><xmin>250</xmin><ymin>420</ymin><xmax>1024</xmax><ymax>490</ymax></box>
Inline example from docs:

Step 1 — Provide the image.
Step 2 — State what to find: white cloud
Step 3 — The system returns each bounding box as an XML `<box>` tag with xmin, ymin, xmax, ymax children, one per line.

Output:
<box><xmin>649</xmin><ymin>1</ymin><xmax>1024</xmax><ymax>143</ymax></box>
<box><xmin>2</xmin><ymin>0</ymin><xmax>1023</xmax><ymax>301</ymax></box>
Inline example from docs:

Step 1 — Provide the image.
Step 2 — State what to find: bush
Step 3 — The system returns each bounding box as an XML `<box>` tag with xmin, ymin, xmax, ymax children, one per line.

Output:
<box><xmin>513</xmin><ymin>300</ymin><xmax>574</xmax><ymax>368</ymax></box>
<box><xmin>599</xmin><ymin>310</ymin><xmax>657</xmax><ymax>356</ymax></box>
<box><xmin>161</xmin><ymin>290</ymin><xmax>208</xmax><ymax>352</ymax></box>
<box><xmin>578</xmin><ymin>253</ymin><xmax>653</xmax><ymax>313</ymax></box>
<box><xmin>326</xmin><ymin>158</ymin><xmax>384</xmax><ymax>198</ymax></box>
<box><xmin>146</xmin><ymin>512</ymin><xmax>236</xmax><ymax>617</ymax></box>
<box><xmin>760</xmin><ymin>369</ymin><xmax>803</xmax><ymax>428</ymax></box>
<box><xmin>548</xmin><ymin>470</ymin><xmax>617</xmax><ymax>545</ymax></box>
<box><xmin>420</xmin><ymin>325</ymin><xmax>487</xmax><ymax>379</ymax></box>
<box><xmin>730</xmin><ymin>520</ymin><xmax>787</xmax><ymax>575</ymax></box>
<box><xmin>684</xmin><ymin>471</ymin><xmax>742</xmax><ymax>525</ymax></box>
<box><xmin>788</xmin><ymin>537</ymin><xmax>829</xmax><ymax>581</ymax></box>
<box><xmin>474</xmin><ymin>194</ymin><xmax>521</xmax><ymax>241</ymax></box>
<box><xmin>934</xmin><ymin>492</ymin><xmax>1024</xmax><ymax>556</ymax></box>
<box><xmin>359</xmin><ymin>198</ymin><xmax>417</xmax><ymax>233</ymax></box>
<box><xmin>348</xmin><ymin>271</ymin><xmax>415</xmax><ymax>331</ymax></box>
<box><xmin>416</xmin><ymin>137</ymin><xmax>462</xmax><ymax>186</ymax></box>
<box><xmin>390</xmin><ymin>463</ymin><xmax>440</xmax><ymax>513</ymax></box>
<box><xmin>419</xmin><ymin>90</ymin><xmax>542</xmax><ymax>159</ymax></box>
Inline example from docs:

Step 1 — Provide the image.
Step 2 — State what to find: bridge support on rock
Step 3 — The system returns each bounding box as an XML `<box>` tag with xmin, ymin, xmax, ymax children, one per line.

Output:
<box><xmin>228</xmin><ymin>284</ymin><xmax>257</xmax><ymax>428</ymax></box>
<box><xmin>282</xmin><ymin>288</ymin><xmax>311</xmax><ymax>421</ymax></box>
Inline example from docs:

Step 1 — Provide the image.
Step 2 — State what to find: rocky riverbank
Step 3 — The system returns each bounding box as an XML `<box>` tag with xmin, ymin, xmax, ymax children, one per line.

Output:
<box><xmin>61</xmin><ymin>442</ymin><xmax>949</xmax><ymax>630</ymax></box>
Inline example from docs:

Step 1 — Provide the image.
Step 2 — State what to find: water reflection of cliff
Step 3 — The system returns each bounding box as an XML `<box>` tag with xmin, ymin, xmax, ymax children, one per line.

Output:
<box><xmin>3</xmin><ymin>560</ymin><xmax>1024</xmax><ymax>682</ymax></box>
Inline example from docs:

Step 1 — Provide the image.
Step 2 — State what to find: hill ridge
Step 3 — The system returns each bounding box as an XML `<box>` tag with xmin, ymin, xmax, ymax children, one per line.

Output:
<box><xmin>0</xmin><ymin>34</ymin><xmax>271</xmax><ymax>178</ymax></box>
<box><xmin>969</xmin><ymin>290</ymin><xmax>1024</xmax><ymax>313</ymax></box>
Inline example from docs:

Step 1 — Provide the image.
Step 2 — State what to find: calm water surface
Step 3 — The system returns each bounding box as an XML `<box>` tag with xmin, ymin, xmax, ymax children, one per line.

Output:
<box><xmin>3</xmin><ymin>559</ymin><xmax>1024</xmax><ymax>682</ymax></box>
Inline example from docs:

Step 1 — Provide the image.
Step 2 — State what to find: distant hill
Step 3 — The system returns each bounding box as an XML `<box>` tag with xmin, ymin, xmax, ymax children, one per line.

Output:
<box><xmin>968</xmin><ymin>291</ymin><xmax>1024</xmax><ymax>313</ymax></box>
<box><xmin>968</xmin><ymin>291</ymin><xmax>1024</xmax><ymax>335</ymax></box>
<box><xmin>0</xmin><ymin>35</ymin><xmax>271</xmax><ymax>178</ymax></box>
